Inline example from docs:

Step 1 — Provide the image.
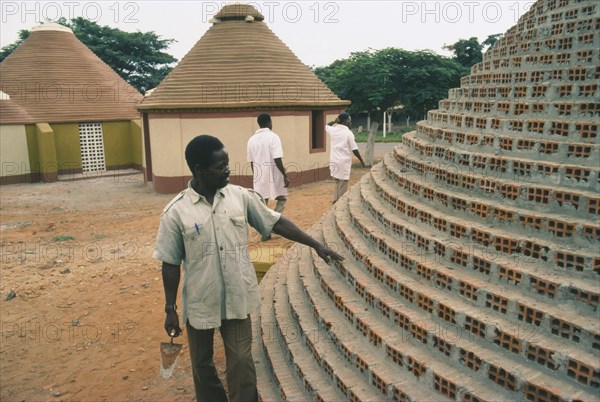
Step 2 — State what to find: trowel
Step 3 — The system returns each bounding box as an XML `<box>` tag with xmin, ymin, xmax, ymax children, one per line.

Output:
<box><xmin>160</xmin><ymin>331</ymin><xmax>183</xmax><ymax>379</ymax></box>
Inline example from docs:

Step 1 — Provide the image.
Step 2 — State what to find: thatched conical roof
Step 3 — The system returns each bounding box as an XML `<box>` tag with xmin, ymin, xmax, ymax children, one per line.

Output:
<box><xmin>0</xmin><ymin>22</ymin><xmax>142</xmax><ymax>124</ymax></box>
<box><xmin>138</xmin><ymin>4</ymin><xmax>348</xmax><ymax>111</ymax></box>
<box><xmin>0</xmin><ymin>91</ymin><xmax>34</xmax><ymax>125</ymax></box>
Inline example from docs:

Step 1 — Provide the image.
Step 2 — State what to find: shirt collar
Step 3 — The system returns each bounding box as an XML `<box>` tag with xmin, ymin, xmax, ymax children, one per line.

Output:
<box><xmin>187</xmin><ymin>180</ymin><xmax>226</xmax><ymax>204</ymax></box>
<box><xmin>255</xmin><ymin>128</ymin><xmax>270</xmax><ymax>134</ymax></box>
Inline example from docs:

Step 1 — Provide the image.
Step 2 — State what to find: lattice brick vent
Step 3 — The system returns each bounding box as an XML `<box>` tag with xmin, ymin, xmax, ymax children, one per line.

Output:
<box><xmin>78</xmin><ymin>122</ymin><xmax>106</xmax><ymax>173</ymax></box>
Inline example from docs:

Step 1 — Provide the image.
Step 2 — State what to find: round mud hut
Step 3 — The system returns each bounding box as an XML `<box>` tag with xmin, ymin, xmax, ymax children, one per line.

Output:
<box><xmin>137</xmin><ymin>4</ymin><xmax>349</xmax><ymax>194</ymax></box>
<box><xmin>0</xmin><ymin>22</ymin><xmax>143</xmax><ymax>184</ymax></box>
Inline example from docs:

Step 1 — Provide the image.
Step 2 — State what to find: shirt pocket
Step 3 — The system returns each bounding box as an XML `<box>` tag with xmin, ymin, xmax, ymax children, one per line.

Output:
<box><xmin>230</xmin><ymin>216</ymin><xmax>246</xmax><ymax>227</ymax></box>
<box><xmin>228</xmin><ymin>215</ymin><xmax>248</xmax><ymax>245</ymax></box>
<box><xmin>182</xmin><ymin>225</ymin><xmax>204</xmax><ymax>261</ymax></box>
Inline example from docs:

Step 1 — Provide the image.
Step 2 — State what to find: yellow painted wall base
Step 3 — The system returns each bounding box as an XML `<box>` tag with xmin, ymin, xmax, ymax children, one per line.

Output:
<box><xmin>2</xmin><ymin>118</ymin><xmax>143</xmax><ymax>185</ymax></box>
<box><xmin>251</xmin><ymin>245</ymin><xmax>287</xmax><ymax>283</ymax></box>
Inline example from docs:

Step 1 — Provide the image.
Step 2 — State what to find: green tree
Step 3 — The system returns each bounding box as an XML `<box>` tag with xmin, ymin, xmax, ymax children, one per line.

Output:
<box><xmin>0</xmin><ymin>29</ymin><xmax>29</xmax><ymax>61</ymax></box>
<box><xmin>397</xmin><ymin>50</ymin><xmax>465</xmax><ymax>117</ymax></box>
<box><xmin>322</xmin><ymin>49</ymin><xmax>396</xmax><ymax>118</ymax></box>
<box><xmin>443</xmin><ymin>34</ymin><xmax>502</xmax><ymax>69</ymax></box>
<box><xmin>482</xmin><ymin>33</ymin><xmax>502</xmax><ymax>49</ymax></box>
<box><xmin>443</xmin><ymin>37</ymin><xmax>483</xmax><ymax>68</ymax></box>
<box><xmin>0</xmin><ymin>18</ymin><xmax>177</xmax><ymax>93</ymax></box>
<box><xmin>313</xmin><ymin>47</ymin><xmax>465</xmax><ymax>122</ymax></box>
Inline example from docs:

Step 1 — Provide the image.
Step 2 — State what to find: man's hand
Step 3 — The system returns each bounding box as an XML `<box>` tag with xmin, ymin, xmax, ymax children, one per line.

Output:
<box><xmin>283</xmin><ymin>173</ymin><xmax>289</xmax><ymax>188</ymax></box>
<box><xmin>315</xmin><ymin>243</ymin><xmax>344</xmax><ymax>264</ymax></box>
<box><xmin>164</xmin><ymin>311</ymin><xmax>182</xmax><ymax>337</ymax></box>
<box><xmin>352</xmin><ymin>149</ymin><xmax>366</xmax><ymax>168</ymax></box>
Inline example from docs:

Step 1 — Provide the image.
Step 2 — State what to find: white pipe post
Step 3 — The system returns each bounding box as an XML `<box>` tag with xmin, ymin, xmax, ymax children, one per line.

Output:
<box><xmin>383</xmin><ymin>111</ymin><xmax>387</xmax><ymax>139</ymax></box>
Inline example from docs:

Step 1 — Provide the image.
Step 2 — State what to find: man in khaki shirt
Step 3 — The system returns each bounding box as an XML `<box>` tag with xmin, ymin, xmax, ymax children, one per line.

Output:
<box><xmin>154</xmin><ymin>135</ymin><xmax>342</xmax><ymax>402</ymax></box>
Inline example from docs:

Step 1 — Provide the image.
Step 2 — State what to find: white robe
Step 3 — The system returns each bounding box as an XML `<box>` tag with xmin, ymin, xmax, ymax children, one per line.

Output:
<box><xmin>247</xmin><ymin>128</ymin><xmax>287</xmax><ymax>199</ymax></box>
<box><xmin>327</xmin><ymin>124</ymin><xmax>358</xmax><ymax>180</ymax></box>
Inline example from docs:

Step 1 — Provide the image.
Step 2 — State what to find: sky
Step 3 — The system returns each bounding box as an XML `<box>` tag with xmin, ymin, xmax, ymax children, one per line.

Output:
<box><xmin>1</xmin><ymin>1</ymin><xmax>535</xmax><ymax>67</ymax></box>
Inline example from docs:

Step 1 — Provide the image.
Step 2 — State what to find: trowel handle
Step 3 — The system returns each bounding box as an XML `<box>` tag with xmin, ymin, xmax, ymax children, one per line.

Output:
<box><xmin>170</xmin><ymin>329</ymin><xmax>176</xmax><ymax>343</ymax></box>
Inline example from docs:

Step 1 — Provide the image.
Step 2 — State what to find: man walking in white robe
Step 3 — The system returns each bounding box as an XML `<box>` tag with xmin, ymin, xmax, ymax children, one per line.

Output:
<box><xmin>247</xmin><ymin>113</ymin><xmax>289</xmax><ymax>213</ymax></box>
<box><xmin>327</xmin><ymin>112</ymin><xmax>365</xmax><ymax>204</ymax></box>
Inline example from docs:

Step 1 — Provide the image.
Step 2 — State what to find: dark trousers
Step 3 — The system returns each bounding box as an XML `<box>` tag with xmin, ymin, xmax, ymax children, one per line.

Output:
<box><xmin>186</xmin><ymin>316</ymin><xmax>258</xmax><ymax>402</ymax></box>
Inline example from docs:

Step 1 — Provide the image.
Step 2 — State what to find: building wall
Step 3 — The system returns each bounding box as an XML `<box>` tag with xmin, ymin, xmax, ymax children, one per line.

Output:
<box><xmin>103</xmin><ymin>121</ymin><xmax>130</xmax><ymax>168</ymax></box>
<box><xmin>51</xmin><ymin>122</ymin><xmax>81</xmax><ymax>172</ymax></box>
<box><xmin>1</xmin><ymin>119</ymin><xmax>142</xmax><ymax>184</ymax></box>
<box><xmin>0</xmin><ymin>124</ymin><xmax>31</xmax><ymax>183</ymax></box>
<box><xmin>147</xmin><ymin>111</ymin><xmax>335</xmax><ymax>193</ymax></box>
<box><xmin>51</xmin><ymin>120</ymin><xmax>142</xmax><ymax>174</ymax></box>
<box><xmin>326</xmin><ymin>113</ymin><xmax>338</xmax><ymax>125</ymax></box>
<box><xmin>103</xmin><ymin>120</ymin><xmax>142</xmax><ymax>170</ymax></box>
<box><xmin>35</xmin><ymin>123</ymin><xmax>58</xmax><ymax>182</ymax></box>
<box><xmin>129</xmin><ymin>120</ymin><xmax>142</xmax><ymax>168</ymax></box>
<box><xmin>25</xmin><ymin>124</ymin><xmax>39</xmax><ymax>177</ymax></box>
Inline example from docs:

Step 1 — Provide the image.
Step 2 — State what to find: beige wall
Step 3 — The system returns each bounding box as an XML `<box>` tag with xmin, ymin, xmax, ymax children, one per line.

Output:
<box><xmin>179</xmin><ymin>116</ymin><xmax>254</xmax><ymax>176</ymax></box>
<box><xmin>326</xmin><ymin>113</ymin><xmax>338</xmax><ymax>125</ymax></box>
<box><xmin>0</xmin><ymin>124</ymin><xmax>30</xmax><ymax>177</ymax></box>
<box><xmin>268</xmin><ymin>115</ymin><xmax>329</xmax><ymax>181</ymax></box>
<box><xmin>148</xmin><ymin>117</ymin><xmax>185</xmax><ymax>177</ymax></box>
<box><xmin>149</xmin><ymin>114</ymin><xmax>329</xmax><ymax>179</ymax></box>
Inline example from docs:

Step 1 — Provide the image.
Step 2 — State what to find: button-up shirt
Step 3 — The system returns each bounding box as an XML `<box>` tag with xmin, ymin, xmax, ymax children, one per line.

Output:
<box><xmin>247</xmin><ymin>128</ymin><xmax>287</xmax><ymax>199</ymax></box>
<box><xmin>153</xmin><ymin>182</ymin><xmax>281</xmax><ymax>329</ymax></box>
<box><xmin>327</xmin><ymin>124</ymin><xmax>359</xmax><ymax>180</ymax></box>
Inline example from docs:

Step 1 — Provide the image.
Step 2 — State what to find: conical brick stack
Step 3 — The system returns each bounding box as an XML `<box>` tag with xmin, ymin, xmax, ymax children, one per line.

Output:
<box><xmin>253</xmin><ymin>0</ymin><xmax>599</xmax><ymax>400</ymax></box>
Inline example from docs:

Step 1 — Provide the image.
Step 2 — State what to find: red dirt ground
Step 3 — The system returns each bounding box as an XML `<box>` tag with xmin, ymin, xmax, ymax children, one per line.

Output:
<box><xmin>0</xmin><ymin>147</ymin><xmax>390</xmax><ymax>401</ymax></box>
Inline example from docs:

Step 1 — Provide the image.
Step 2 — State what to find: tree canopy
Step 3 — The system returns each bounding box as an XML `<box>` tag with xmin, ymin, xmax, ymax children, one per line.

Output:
<box><xmin>0</xmin><ymin>30</ymin><xmax>30</xmax><ymax>61</ymax></box>
<box><xmin>313</xmin><ymin>48</ymin><xmax>466</xmax><ymax>121</ymax></box>
<box><xmin>443</xmin><ymin>34</ymin><xmax>502</xmax><ymax>68</ymax></box>
<box><xmin>313</xmin><ymin>35</ymin><xmax>504</xmax><ymax>122</ymax></box>
<box><xmin>0</xmin><ymin>18</ymin><xmax>177</xmax><ymax>93</ymax></box>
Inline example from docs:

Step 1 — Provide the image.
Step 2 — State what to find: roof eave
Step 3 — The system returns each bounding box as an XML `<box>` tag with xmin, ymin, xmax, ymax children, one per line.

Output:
<box><xmin>0</xmin><ymin>115</ymin><xmax>141</xmax><ymax>125</ymax></box>
<box><xmin>0</xmin><ymin>120</ymin><xmax>36</xmax><ymax>125</ymax></box>
<box><xmin>137</xmin><ymin>100</ymin><xmax>351</xmax><ymax>112</ymax></box>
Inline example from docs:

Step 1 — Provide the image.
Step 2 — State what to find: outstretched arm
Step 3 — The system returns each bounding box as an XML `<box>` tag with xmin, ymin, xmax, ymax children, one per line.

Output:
<box><xmin>272</xmin><ymin>216</ymin><xmax>344</xmax><ymax>263</ymax></box>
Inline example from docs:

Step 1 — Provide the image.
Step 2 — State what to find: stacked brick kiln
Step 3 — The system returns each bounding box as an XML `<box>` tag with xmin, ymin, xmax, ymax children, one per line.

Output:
<box><xmin>254</xmin><ymin>0</ymin><xmax>600</xmax><ymax>400</ymax></box>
